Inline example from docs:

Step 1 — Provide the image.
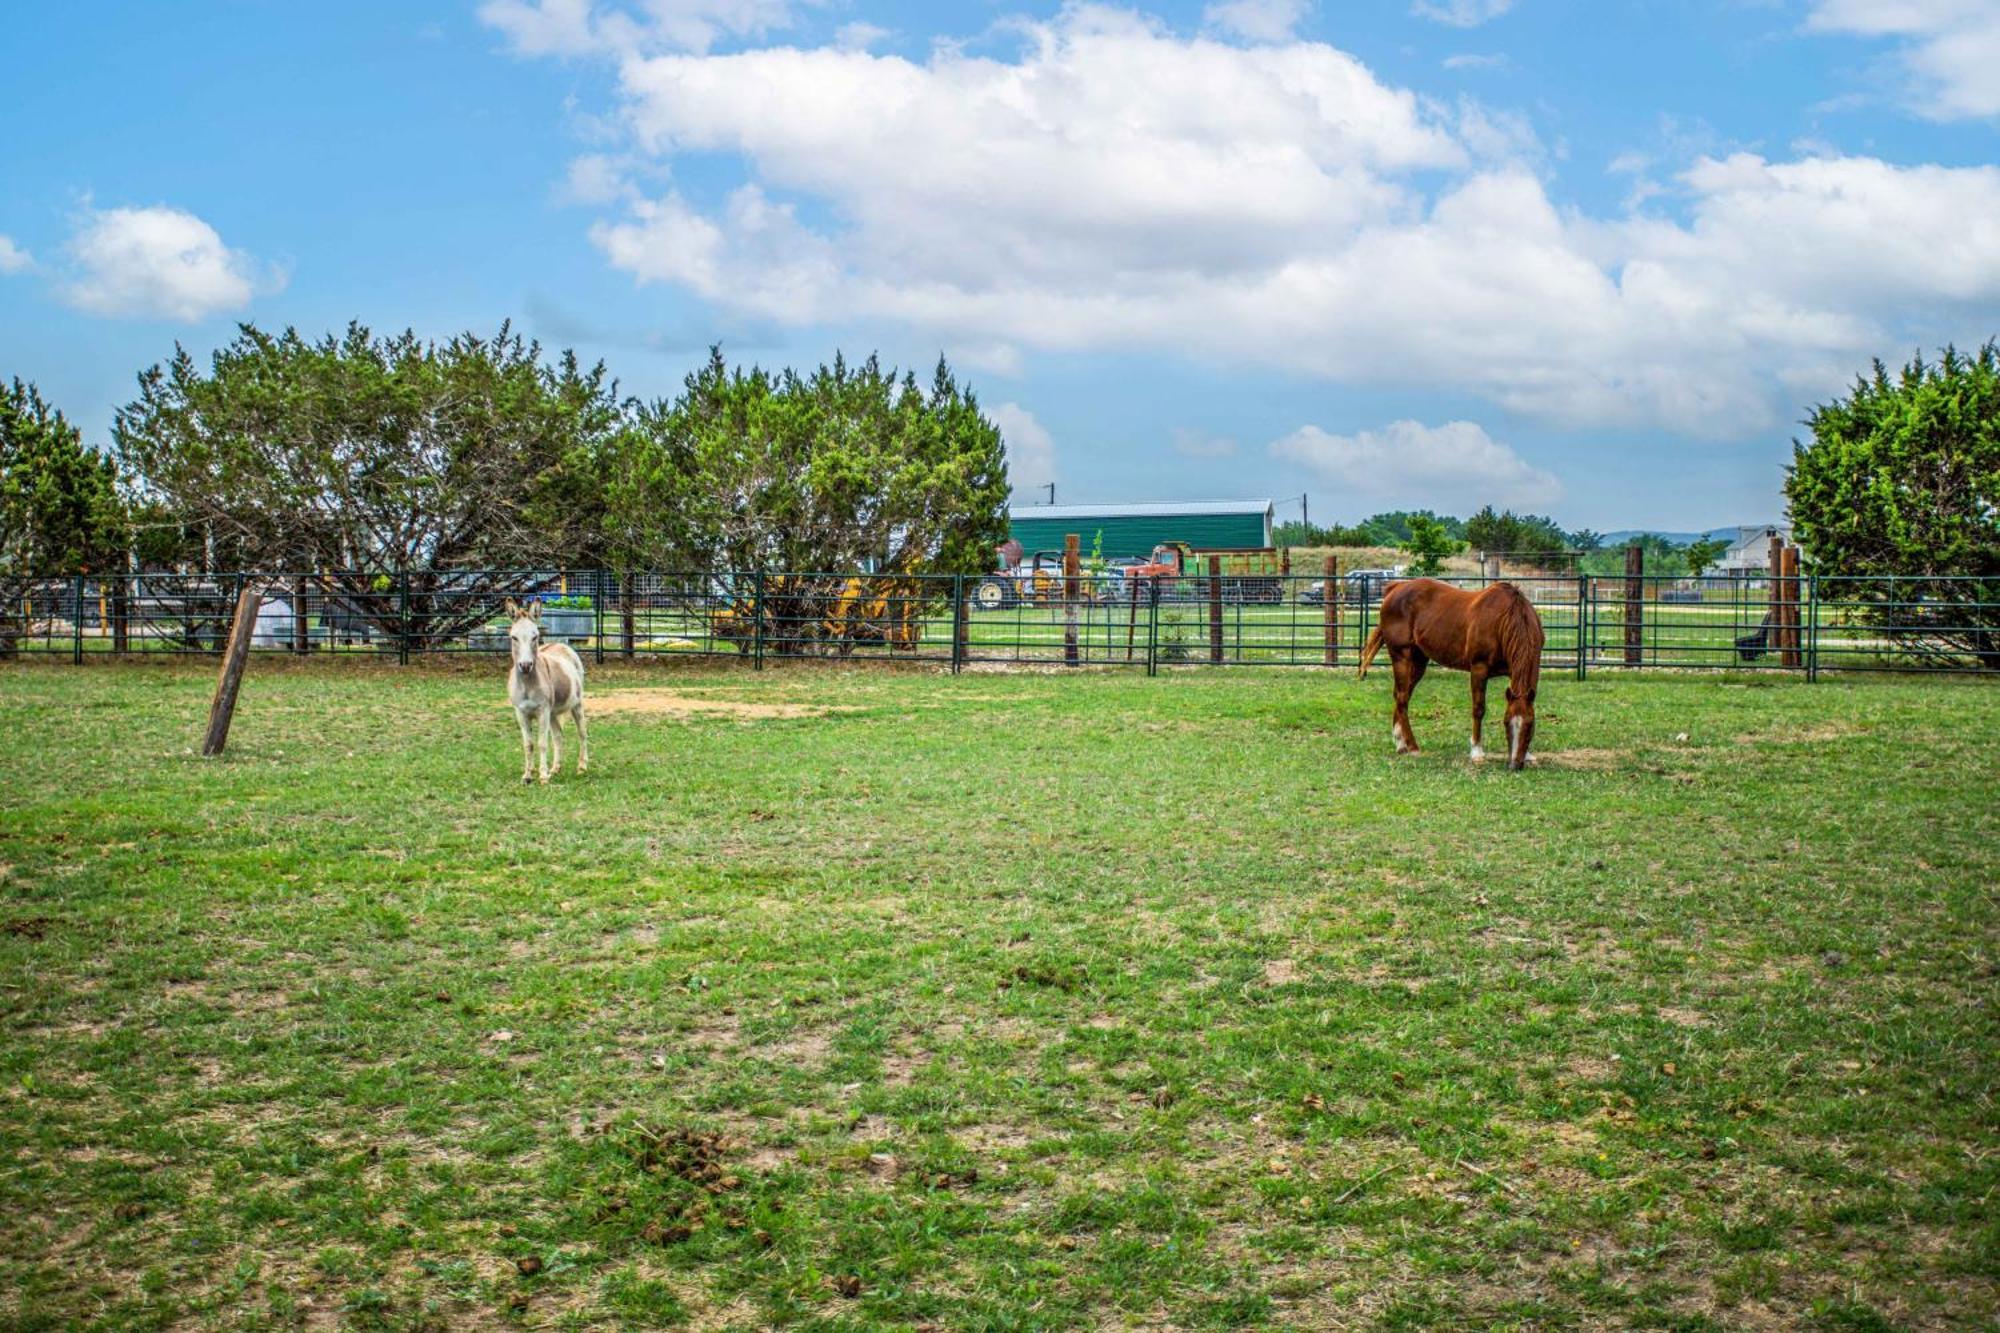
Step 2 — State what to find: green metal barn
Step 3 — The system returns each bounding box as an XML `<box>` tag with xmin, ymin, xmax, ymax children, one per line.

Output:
<box><xmin>1006</xmin><ymin>500</ymin><xmax>1274</xmax><ymax>560</ymax></box>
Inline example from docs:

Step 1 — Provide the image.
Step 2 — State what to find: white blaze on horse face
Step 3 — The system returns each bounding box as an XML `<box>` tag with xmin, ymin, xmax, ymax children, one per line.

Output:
<box><xmin>1507</xmin><ymin>717</ymin><xmax>1520</xmax><ymax>764</ymax></box>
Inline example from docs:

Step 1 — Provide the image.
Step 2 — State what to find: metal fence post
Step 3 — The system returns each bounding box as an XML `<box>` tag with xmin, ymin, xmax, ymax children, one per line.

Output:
<box><xmin>1146</xmin><ymin>580</ymin><xmax>1160</xmax><ymax>677</ymax></box>
<box><xmin>1206</xmin><ymin>554</ymin><xmax>1224</xmax><ymax>665</ymax></box>
<box><xmin>397</xmin><ymin>567</ymin><xmax>410</xmax><ymax>665</ymax></box>
<box><xmin>1575</xmin><ymin>574</ymin><xmax>1588</xmax><ymax>680</ymax></box>
<box><xmin>1623</xmin><ymin>544</ymin><xmax>1643</xmax><ymax>667</ymax></box>
<box><xmin>951</xmin><ymin>574</ymin><xmax>966</xmax><ymax>674</ymax></box>
<box><xmin>73</xmin><ymin>576</ymin><xmax>85</xmax><ymax>665</ymax></box>
<box><xmin>594</xmin><ymin>572</ymin><xmax>605</xmax><ymax>665</ymax></box>
<box><xmin>1806</xmin><ymin>572</ymin><xmax>1819</xmax><ymax>682</ymax></box>
<box><xmin>751</xmin><ymin>571</ymin><xmax>766</xmax><ymax>671</ymax></box>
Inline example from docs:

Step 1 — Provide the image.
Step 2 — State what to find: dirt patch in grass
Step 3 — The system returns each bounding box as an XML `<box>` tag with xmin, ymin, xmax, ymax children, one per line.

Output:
<box><xmin>1540</xmin><ymin>747</ymin><xmax>1624</xmax><ymax>770</ymax></box>
<box><xmin>577</xmin><ymin>690</ymin><xmax>855</xmax><ymax>720</ymax></box>
<box><xmin>1732</xmin><ymin>721</ymin><xmax>1859</xmax><ymax>745</ymax></box>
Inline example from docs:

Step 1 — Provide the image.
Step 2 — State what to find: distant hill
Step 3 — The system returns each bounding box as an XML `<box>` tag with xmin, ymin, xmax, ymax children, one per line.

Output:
<box><xmin>1598</xmin><ymin>526</ymin><xmax>1754</xmax><ymax>546</ymax></box>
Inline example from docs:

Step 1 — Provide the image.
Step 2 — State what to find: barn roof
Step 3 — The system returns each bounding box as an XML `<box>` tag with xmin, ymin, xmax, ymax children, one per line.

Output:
<box><xmin>1007</xmin><ymin>499</ymin><xmax>1274</xmax><ymax>520</ymax></box>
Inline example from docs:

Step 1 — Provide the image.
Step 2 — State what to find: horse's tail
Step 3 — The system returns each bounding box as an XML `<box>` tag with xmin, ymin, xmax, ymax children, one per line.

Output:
<box><xmin>1500</xmin><ymin>590</ymin><xmax>1545</xmax><ymax>692</ymax></box>
<box><xmin>1357</xmin><ymin>624</ymin><xmax>1386</xmax><ymax>680</ymax></box>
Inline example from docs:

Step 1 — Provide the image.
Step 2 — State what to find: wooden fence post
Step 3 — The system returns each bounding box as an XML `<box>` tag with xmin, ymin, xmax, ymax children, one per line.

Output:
<box><xmin>291</xmin><ymin>575</ymin><xmax>309</xmax><ymax>655</ymax></box>
<box><xmin>202</xmin><ymin>581</ymin><xmax>263</xmax><ymax>757</ymax></box>
<box><xmin>110</xmin><ymin>574</ymin><xmax>129</xmax><ymax>655</ymax></box>
<box><xmin>1207</xmin><ymin>554</ymin><xmax>1224</xmax><ymax>664</ymax></box>
<box><xmin>1623</xmin><ymin>543</ymin><xmax>1643</xmax><ymax>666</ymax></box>
<box><xmin>1323</xmin><ymin>554</ymin><xmax>1339</xmax><ymax>667</ymax></box>
<box><xmin>1774</xmin><ymin>544</ymin><xmax>1789</xmax><ymax>666</ymax></box>
<box><xmin>1063</xmin><ymin>533</ymin><xmax>1081</xmax><ymax>666</ymax></box>
<box><xmin>621</xmin><ymin>572</ymin><xmax>636</xmax><ymax>658</ymax></box>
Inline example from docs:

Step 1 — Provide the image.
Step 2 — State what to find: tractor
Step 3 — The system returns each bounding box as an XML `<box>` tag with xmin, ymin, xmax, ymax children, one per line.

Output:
<box><xmin>972</xmin><ymin>547</ymin><xmax>1072</xmax><ymax>611</ymax></box>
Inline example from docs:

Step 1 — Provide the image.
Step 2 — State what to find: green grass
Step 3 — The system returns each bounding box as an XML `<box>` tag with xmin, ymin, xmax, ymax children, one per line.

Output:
<box><xmin>1</xmin><ymin>659</ymin><xmax>1995</xmax><ymax>1330</ymax></box>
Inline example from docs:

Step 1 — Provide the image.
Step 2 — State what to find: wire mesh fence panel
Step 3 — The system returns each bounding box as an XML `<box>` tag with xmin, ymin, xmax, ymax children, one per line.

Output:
<box><xmin>12</xmin><ymin>566</ymin><xmax>1998</xmax><ymax>678</ymax></box>
<box><xmin>756</xmin><ymin>574</ymin><xmax>957</xmax><ymax>664</ymax></box>
<box><xmin>2</xmin><ymin>579</ymin><xmax>83</xmax><ymax>657</ymax></box>
<box><xmin>1579</xmin><ymin>575</ymin><xmax>1789</xmax><ymax>671</ymax></box>
<box><xmin>1813</xmin><ymin>577</ymin><xmax>2000</xmax><ymax>674</ymax></box>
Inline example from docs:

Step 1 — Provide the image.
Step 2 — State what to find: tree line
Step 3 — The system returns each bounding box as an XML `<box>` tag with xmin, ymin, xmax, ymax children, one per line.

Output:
<box><xmin>3</xmin><ymin>324</ymin><xmax>1012</xmax><ymax>616</ymax></box>
<box><xmin>6</xmin><ymin>328</ymin><xmax>1992</xmax><ymax>608</ymax></box>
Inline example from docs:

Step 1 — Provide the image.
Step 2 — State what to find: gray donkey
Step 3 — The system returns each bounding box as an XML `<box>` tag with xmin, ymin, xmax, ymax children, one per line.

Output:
<box><xmin>505</xmin><ymin>600</ymin><xmax>589</xmax><ymax>783</ymax></box>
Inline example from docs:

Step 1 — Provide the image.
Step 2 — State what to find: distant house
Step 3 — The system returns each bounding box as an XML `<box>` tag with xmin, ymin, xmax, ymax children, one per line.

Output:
<box><xmin>1006</xmin><ymin>500</ymin><xmax>1275</xmax><ymax>560</ymax></box>
<box><xmin>1708</xmin><ymin>524</ymin><xmax>1793</xmax><ymax>576</ymax></box>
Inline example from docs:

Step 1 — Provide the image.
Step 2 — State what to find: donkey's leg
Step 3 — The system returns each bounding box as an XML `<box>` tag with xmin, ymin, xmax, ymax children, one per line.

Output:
<box><xmin>571</xmin><ymin>703</ymin><xmax>589</xmax><ymax>773</ymax></box>
<box><xmin>516</xmin><ymin>708</ymin><xmax>536</xmax><ymax>784</ymax></box>
<box><xmin>547</xmin><ymin>709</ymin><xmax>564</xmax><ymax>779</ymax></box>
<box><xmin>1468</xmin><ymin>666</ymin><xmax>1490</xmax><ymax>761</ymax></box>
<box><xmin>537</xmin><ymin>710</ymin><xmax>553</xmax><ymax>784</ymax></box>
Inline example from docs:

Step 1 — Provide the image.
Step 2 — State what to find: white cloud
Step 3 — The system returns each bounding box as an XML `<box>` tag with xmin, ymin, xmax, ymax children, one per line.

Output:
<box><xmin>990</xmin><ymin>402</ymin><xmax>1057</xmax><ymax>491</ymax></box>
<box><xmin>507</xmin><ymin>4</ymin><xmax>2000</xmax><ymax>439</ymax></box>
<box><xmin>1411</xmin><ymin>0</ymin><xmax>1514</xmax><ymax>28</ymax></box>
<box><xmin>480</xmin><ymin>0</ymin><xmax>794</xmax><ymax>56</ymax></box>
<box><xmin>1442</xmin><ymin>51</ymin><xmax>1509</xmax><ymax>70</ymax></box>
<box><xmin>557</xmin><ymin>153</ymin><xmax>637</xmax><ymax>204</ymax></box>
<box><xmin>1270</xmin><ymin>420</ymin><xmax>1563</xmax><ymax>510</ymax></box>
<box><xmin>835</xmin><ymin>21</ymin><xmax>892</xmax><ymax>51</ymax></box>
<box><xmin>1806</xmin><ymin>0</ymin><xmax>2000</xmax><ymax>120</ymax></box>
<box><xmin>1172</xmin><ymin>428</ymin><xmax>1240</xmax><ymax>458</ymax></box>
<box><xmin>0</xmin><ymin>235</ymin><xmax>31</xmax><ymax>274</ymax></box>
<box><xmin>61</xmin><ymin>206</ymin><xmax>279</xmax><ymax>321</ymax></box>
<box><xmin>1203</xmin><ymin>0</ymin><xmax>1311</xmax><ymax>43</ymax></box>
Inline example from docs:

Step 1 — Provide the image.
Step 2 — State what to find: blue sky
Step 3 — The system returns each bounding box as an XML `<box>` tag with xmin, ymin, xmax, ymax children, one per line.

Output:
<box><xmin>2</xmin><ymin>0</ymin><xmax>1995</xmax><ymax>531</ymax></box>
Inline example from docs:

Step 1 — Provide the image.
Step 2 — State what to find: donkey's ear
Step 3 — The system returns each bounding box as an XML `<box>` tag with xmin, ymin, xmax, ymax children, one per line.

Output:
<box><xmin>527</xmin><ymin>601</ymin><xmax>542</xmax><ymax>623</ymax></box>
<box><xmin>504</xmin><ymin>599</ymin><xmax>520</xmax><ymax>619</ymax></box>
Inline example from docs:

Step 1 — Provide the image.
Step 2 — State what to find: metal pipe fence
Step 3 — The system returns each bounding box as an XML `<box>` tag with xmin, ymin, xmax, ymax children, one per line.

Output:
<box><xmin>3</xmin><ymin>569</ymin><xmax>1997</xmax><ymax>677</ymax></box>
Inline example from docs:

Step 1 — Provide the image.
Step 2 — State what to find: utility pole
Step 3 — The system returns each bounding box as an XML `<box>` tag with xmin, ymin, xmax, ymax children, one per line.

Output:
<box><xmin>1041</xmin><ymin>483</ymin><xmax>1055</xmax><ymax>505</ymax></box>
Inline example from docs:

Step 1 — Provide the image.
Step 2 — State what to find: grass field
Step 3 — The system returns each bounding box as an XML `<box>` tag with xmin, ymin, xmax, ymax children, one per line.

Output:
<box><xmin>2</xmin><ymin>659</ymin><xmax>1995</xmax><ymax>1330</ymax></box>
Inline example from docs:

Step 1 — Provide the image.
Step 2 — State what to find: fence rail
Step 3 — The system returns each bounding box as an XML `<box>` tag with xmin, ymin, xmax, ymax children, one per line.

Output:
<box><xmin>3</xmin><ymin>569</ymin><xmax>1997</xmax><ymax>676</ymax></box>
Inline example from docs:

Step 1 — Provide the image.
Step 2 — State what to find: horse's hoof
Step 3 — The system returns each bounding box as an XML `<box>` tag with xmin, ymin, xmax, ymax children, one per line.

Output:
<box><xmin>1469</xmin><ymin>746</ymin><xmax>1486</xmax><ymax>762</ymax></box>
<box><xmin>521</xmin><ymin>774</ymin><xmax>533</xmax><ymax>785</ymax></box>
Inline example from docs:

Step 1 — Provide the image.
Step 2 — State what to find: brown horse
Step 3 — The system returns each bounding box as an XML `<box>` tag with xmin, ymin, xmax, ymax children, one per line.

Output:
<box><xmin>1358</xmin><ymin>579</ymin><xmax>1544</xmax><ymax>770</ymax></box>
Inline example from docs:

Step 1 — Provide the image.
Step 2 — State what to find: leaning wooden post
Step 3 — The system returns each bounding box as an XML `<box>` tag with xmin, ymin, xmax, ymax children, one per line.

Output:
<box><xmin>1063</xmin><ymin>533</ymin><xmax>1081</xmax><ymax>666</ymax></box>
<box><xmin>202</xmin><ymin>581</ymin><xmax>263</xmax><ymax>757</ymax></box>
<box><xmin>1623</xmin><ymin>543</ymin><xmax>1643</xmax><ymax>667</ymax></box>
<box><xmin>1125</xmin><ymin>572</ymin><xmax>1140</xmax><ymax>662</ymax></box>
<box><xmin>1207</xmin><ymin>554</ymin><xmax>1224</xmax><ymax>664</ymax></box>
<box><xmin>1322</xmin><ymin>554</ymin><xmax>1339</xmax><ymax>667</ymax></box>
